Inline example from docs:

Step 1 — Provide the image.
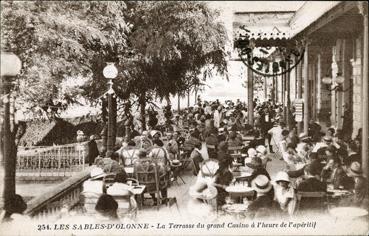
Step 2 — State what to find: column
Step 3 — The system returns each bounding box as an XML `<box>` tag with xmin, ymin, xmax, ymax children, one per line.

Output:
<box><xmin>177</xmin><ymin>93</ymin><xmax>180</xmax><ymax>112</ymax></box>
<box><xmin>303</xmin><ymin>42</ymin><xmax>310</xmax><ymax>135</ymax></box>
<box><xmin>106</xmin><ymin>91</ymin><xmax>114</xmax><ymax>155</ymax></box>
<box><xmin>247</xmin><ymin>67</ymin><xmax>254</xmax><ymax>125</ymax></box>
<box><xmin>264</xmin><ymin>76</ymin><xmax>268</xmax><ymax>101</ymax></box>
<box><xmin>286</xmin><ymin>62</ymin><xmax>291</xmax><ymax>128</ymax></box>
<box><xmin>331</xmin><ymin>46</ymin><xmax>338</xmax><ymax>126</ymax></box>
<box><xmin>296</xmin><ymin>57</ymin><xmax>303</xmax><ymax>134</ymax></box>
<box><xmin>316</xmin><ymin>53</ymin><xmax>322</xmax><ymax>119</ymax></box>
<box><xmin>360</xmin><ymin>3</ymin><xmax>368</xmax><ymax>178</ymax></box>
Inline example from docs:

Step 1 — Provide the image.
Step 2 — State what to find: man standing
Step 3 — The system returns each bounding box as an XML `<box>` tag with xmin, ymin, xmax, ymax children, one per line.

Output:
<box><xmin>87</xmin><ymin>135</ymin><xmax>99</xmax><ymax>166</ymax></box>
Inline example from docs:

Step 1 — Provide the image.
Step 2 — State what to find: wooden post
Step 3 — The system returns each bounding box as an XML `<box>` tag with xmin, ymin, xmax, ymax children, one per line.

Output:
<box><xmin>303</xmin><ymin>42</ymin><xmax>310</xmax><ymax>135</ymax></box>
<box><xmin>360</xmin><ymin>3</ymin><xmax>368</xmax><ymax>178</ymax></box>
<box><xmin>247</xmin><ymin>67</ymin><xmax>254</xmax><ymax>125</ymax></box>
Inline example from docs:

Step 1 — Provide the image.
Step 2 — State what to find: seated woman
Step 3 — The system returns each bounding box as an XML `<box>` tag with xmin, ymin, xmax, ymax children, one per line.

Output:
<box><xmin>248</xmin><ymin>175</ymin><xmax>275</xmax><ymax>218</ymax></box>
<box><xmin>273</xmin><ymin>171</ymin><xmax>296</xmax><ymax>216</ymax></box>
<box><xmin>282</xmin><ymin>143</ymin><xmax>302</xmax><ymax>166</ymax></box>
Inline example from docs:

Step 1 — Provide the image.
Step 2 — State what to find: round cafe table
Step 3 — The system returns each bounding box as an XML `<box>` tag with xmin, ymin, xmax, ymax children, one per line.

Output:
<box><xmin>225</xmin><ymin>184</ymin><xmax>254</xmax><ymax>203</ymax></box>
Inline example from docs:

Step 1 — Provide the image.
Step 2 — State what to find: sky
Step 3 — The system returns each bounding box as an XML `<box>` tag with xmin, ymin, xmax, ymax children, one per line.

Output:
<box><xmin>168</xmin><ymin>1</ymin><xmax>306</xmax><ymax>108</ymax></box>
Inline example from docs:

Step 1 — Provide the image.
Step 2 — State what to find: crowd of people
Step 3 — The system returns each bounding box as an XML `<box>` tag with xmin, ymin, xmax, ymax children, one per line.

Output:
<box><xmin>3</xmin><ymin>97</ymin><xmax>367</xmax><ymax>225</ymax></box>
<box><xmin>80</xmin><ymin>97</ymin><xmax>367</xmax><ymax>221</ymax></box>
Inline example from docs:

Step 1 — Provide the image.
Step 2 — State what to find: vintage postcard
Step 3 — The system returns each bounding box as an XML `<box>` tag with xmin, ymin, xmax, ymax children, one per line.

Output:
<box><xmin>0</xmin><ymin>1</ymin><xmax>368</xmax><ymax>235</ymax></box>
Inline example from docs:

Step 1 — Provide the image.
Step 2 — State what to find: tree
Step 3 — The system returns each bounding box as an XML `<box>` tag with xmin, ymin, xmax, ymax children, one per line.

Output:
<box><xmin>1</xmin><ymin>1</ymin><xmax>129</xmax><ymax>210</ymax></box>
<box><xmin>123</xmin><ymin>1</ymin><xmax>228</xmax><ymax>130</ymax></box>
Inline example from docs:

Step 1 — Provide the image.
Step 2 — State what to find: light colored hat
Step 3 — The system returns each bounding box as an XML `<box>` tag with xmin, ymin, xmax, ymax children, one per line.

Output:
<box><xmin>142</xmin><ymin>131</ymin><xmax>148</xmax><ymax>136</ymax></box>
<box><xmin>200</xmin><ymin>159</ymin><xmax>219</xmax><ymax>177</ymax></box>
<box><xmin>90</xmin><ymin>167</ymin><xmax>106</xmax><ymax>180</ymax></box>
<box><xmin>323</xmin><ymin>136</ymin><xmax>333</xmax><ymax>142</ymax></box>
<box><xmin>274</xmin><ymin>171</ymin><xmax>290</xmax><ymax>183</ymax></box>
<box><xmin>256</xmin><ymin>145</ymin><xmax>266</xmax><ymax>154</ymax></box>
<box><xmin>251</xmin><ymin>175</ymin><xmax>272</xmax><ymax>193</ymax></box>
<box><xmin>189</xmin><ymin>180</ymin><xmax>218</xmax><ymax>200</ymax></box>
<box><xmin>106</xmin><ymin>183</ymin><xmax>132</xmax><ymax>196</ymax></box>
<box><xmin>150</xmin><ymin>130</ymin><xmax>161</xmax><ymax>137</ymax></box>
<box><xmin>347</xmin><ymin>161</ymin><xmax>363</xmax><ymax>177</ymax></box>
<box><xmin>299</xmin><ymin>133</ymin><xmax>308</xmax><ymax>139</ymax></box>
<box><xmin>247</xmin><ymin>148</ymin><xmax>257</xmax><ymax>158</ymax></box>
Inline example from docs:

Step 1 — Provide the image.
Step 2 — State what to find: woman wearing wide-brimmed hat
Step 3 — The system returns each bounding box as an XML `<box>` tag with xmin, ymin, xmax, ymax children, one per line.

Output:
<box><xmin>273</xmin><ymin>171</ymin><xmax>296</xmax><ymax>216</ymax></box>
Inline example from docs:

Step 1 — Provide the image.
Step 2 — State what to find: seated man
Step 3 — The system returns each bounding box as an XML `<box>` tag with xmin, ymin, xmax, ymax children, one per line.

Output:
<box><xmin>343</xmin><ymin>162</ymin><xmax>368</xmax><ymax>208</ymax></box>
<box><xmin>183</xmin><ymin>131</ymin><xmax>202</xmax><ymax>153</ymax></box>
<box><xmin>134</xmin><ymin>150</ymin><xmax>168</xmax><ymax>205</ymax></box>
<box><xmin>296</xmin><ymin>162</ymin><xmax>327</xmax><ymax>212</ymax></box>
<box><xmin>134</xmin><ymin>131</ymin><xmax>153</xmax><ymax>150</ymax></box>
<box><xmin>244</xmin><ymin>157</ymin><xmax>271</xmax><ymax>185</ymax></box>
<box><xmin>297</xmin><ymin>161</ymin><xmax>327</xmax><ymax>192</ymax></box>
<box><xmin>321</xmin><ymin>156</ymin><xmax>351</xmax><ymax>189</ymax></box>
<box><xmin>227</xmin><ymin>131</ymin><xmax>243</xmax><ymax>148</ymax></box>
<box><xmin>248</xmin><ymin>175</ymin><xmax>275</xmax><ymax>218</ymax></box>
<box><xmin>165</xmin><ymin>133</ymin><xmax>179</xmax><ymax>161</ymax></box>
<box><xmin>116</xmin><ymin>140</ymin><xmax>139</xmax><ymax>167</ymax></box>
<box><xmin>148</xmin><ymin>139</ymin><xmax>171</xmax><ymax>174</ymax></box>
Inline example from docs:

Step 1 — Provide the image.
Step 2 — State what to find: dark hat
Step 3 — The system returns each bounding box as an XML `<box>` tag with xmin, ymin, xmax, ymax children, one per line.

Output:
<box><xmin>218</xmin><ymin>141</ymin><xmax>228</xmax><ymax>152</ymax></box>
<box><xmin>246</xmin><ymin>156</ymin><xmax>263</xmax><ymax>169</ymax></box>
<box><xmin>325</xmin><ymin>145</ymin><xmax>337</xmax><ymax>154</ymax></box>
<box><xmin>305</xmin><ymin>161</ymin><xmax>322</xmax><ymax>176</ymax></box>
<box><xmin>229</xmin><ymin>131</ymin><xmax>237</xmax><ymax>139</ymax></box>
<box><xmin>95</xmin><ymin>194</ymin><xmax>118</xmax><ymax>212</ymax></box>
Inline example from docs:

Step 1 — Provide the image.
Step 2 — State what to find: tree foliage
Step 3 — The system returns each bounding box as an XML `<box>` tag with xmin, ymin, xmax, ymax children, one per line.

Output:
<box><xmin>1</xmin><ymin>1</ymin><xmax>129</xmax><ymax>117</ymax></box>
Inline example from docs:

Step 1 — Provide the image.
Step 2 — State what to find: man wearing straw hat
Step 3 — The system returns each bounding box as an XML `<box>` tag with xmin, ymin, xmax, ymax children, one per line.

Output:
<box><xmin>248</xmin><ymin>175</ymin><xmax>274</xmax><ymax>217</ymax></box>
<box><xmin>345</xmin><ymin>162</ymin><xmax>368</xmax><ymax>207</ymax></box>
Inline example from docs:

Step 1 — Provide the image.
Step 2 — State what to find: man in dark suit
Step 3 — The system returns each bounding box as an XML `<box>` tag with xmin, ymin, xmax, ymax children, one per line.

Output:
<box><xmin>296</xmin><ymin>162</ymin><xmax>327</xmax><ymax>212</ymax></box>
<box><xmin>87</xmin><ymin>135</ymin><xmax>99</xmax><ymax>166</ymax></box>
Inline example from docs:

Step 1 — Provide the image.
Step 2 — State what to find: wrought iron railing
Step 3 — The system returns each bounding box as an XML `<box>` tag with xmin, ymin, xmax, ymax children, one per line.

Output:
<box><xmin>16</xmin><ymin>142</ymin><xmax>87</xmax><ymax>177</ymax></box>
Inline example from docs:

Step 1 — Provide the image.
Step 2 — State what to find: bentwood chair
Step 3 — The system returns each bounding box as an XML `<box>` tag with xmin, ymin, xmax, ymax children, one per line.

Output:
<box><xmin>134</xmin><ymin>160</ymin><xmax>162</xmax><ymax>209</ymax></box>
<box><xmin>228</xmin><ymin>146</ymin><xmax>244</xmax><ymax>166</ymax></box>
<box><xmin>206</xmin><ymin>144</ymin><xmax>217</xmax><ymax>159</ymax></box>
<box><xmin>295</xmin><ymin>191</ymin><xmax>327</xmax><ymax>215</ymax></box>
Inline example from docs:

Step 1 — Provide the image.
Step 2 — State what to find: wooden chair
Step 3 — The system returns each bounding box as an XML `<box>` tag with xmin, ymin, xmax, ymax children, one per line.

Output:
<box><xmin>102</xmin><ymin>173</ymin><xmax>117</xmax><ymax>192</ymax></box>
<box><xmin>206</xmin><ymin>144</ymin><xmax>217</xmax><ymax>159</ymax></box>
<box><xmin>295</xmin><ymin>191</ymin><xmax>327</xmax><ymax>215</ymax></box>
<box><xmin>228</xmin><ymin>146</ymin><xmax>244</xmax><ymax>165</ymax></box>
<box><xmin>134</xmin><ymin>160</ymin><xmax>162</xmax><ymax>209</ymax></box>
